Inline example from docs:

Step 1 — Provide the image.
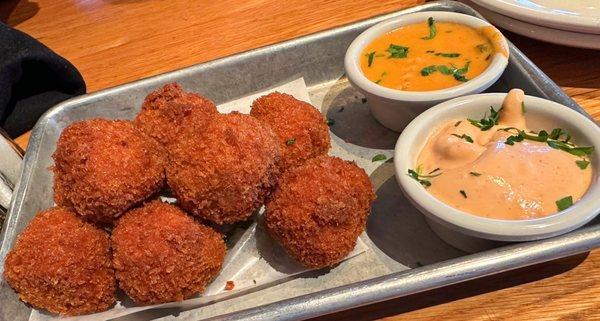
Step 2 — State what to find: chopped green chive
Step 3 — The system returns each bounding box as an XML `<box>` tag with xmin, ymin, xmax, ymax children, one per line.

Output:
<box><xmin>556</xmin><ymin>196</ymin><xmax>573</xmax><ymax>211</ymax></box>
<box><xmin>451</xmin><ymin>133</ymin><xmax>474</xmax><ymax>143</ymax></box>
<box><xmin>326</xmin><ymin>118</ymin><xmax>335</xmax><ymax>126</ymax></box>
<box><xmin>285</xmin><ymin>138</ymin><xmax>296</xmax><ymax>146</ymax></box>
<box><xmin>460</xmin><ymin>190</ymin><xmax>467</xmax><ymax>198</ymax></box>
<box><xmin>421</xmin><ymin>17</ymin><xmax>437</xmax><ymax>40</ymax></box>
<box><xmin>375</xmin><ymin>71</ymin><xmax>387</xmax><ymax>84</ymax></box>
<box><xmin>468</xmin><ymin>106</ymin><xmax>501</xmax><ymax>131</ymax></box>
<box><xmin>469</xmin><ymin>172</ymin><xmax>481</xmax><ymax>176</ymax></box>
<box><xmin>421</xmin><ymin>62</ymin><xmax>469</xmax><ymax>82</ymax></box>
<box><xmin>386</xmin><ymin>44</ymin><xmax>409</xmax><ymax>58</ymax></box>
<box><xmin>576</xmin><ymin>160</ymin><xmax>590</xmax><ymax>170</ymax></box>
<box><xmin>454</xmin><ymin>120</ymin><xmax>462</xmax><ymax>127</ymax></box>
<box><xmin>366</xmin><ymin>51</ymin><xmax>376</xmax><ymax>67</ymax></box>
<box><xmin>372</xmin><ymin>154</ymin><xmax>387</xmax><ymax>162</ymax></box>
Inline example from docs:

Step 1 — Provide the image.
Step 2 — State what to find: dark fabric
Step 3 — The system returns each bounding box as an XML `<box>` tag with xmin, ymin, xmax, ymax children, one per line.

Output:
<box><xmin>0</xmin><ymin>22</ymin><xmax>85</xmax><ymax>137</ymax></box>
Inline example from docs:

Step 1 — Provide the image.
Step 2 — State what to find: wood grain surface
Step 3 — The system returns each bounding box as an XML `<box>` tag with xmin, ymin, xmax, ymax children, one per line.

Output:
<box><xmin>2</xmin><ymin>0</ymin><xmax>600</xmax><ymax>320</ymax></box>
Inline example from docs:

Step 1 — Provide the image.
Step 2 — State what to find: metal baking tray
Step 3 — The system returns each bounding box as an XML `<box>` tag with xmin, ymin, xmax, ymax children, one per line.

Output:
<box><xmin>1</xmin><ymin>1</ymin><xmax>599</xmax><ymax>320</ymax></box>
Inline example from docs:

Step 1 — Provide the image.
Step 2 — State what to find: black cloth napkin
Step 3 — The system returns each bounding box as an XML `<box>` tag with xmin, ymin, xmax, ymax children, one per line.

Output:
<box><xmin>0</xmin><ymin>22</ymin><xmax>85</xmax><ymax>137</ymax></box>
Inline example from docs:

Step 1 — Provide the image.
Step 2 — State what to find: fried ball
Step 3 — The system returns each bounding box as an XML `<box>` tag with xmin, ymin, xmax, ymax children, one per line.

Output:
<box><xmin>250</xmin><ymin>92</ymin><xmax>330</xmax><ymax>171</ymax></box>
<box><xmin>134</xmin><ymin>83</ymin><xmax>218</xmax><ymax>146</ymax></box>
<box><xmin>167</xmin><ymin>112</ymin><xmax>281</xmax><ymax>224</ymax></box>
<box><xmin>3</xmin><ymin>207</ymin><xmax>115</xmax><ymax>315</ymax></box>
<box><xmin>111</xmin><ymin>201</ymin><xmax>226</xmax><ymax>305</ymax></box>
<box><xmin>53</xmin><ymin>119</ymin><xmax>167</xmax><ymax>224</ymax></box>
<box><xmin>265</xmin><ymin>155</ymin><xmax>375</xmax><ymax>268</ymax></box>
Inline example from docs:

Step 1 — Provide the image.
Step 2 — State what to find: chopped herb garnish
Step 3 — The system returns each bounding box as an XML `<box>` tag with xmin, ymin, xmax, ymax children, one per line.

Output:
<box><xmin>469</xmin><ymin>172</ymin><xmax>481</xmax><ymax>176</ymax></box>
<box><xmin>454</xmin><ymin>120</ymin><xmax>462</xmax><ymax>127</ymax></box>
<box><xmin>556</xmin><ymin>196</ymin><xmax>573</xmax><ymax>211</ymax></box>
<box><xmin>285</xmin><ymin>138</ymin><xmax>296</xmax><ymax>146</ymax></box>
<box><xmin>460</xmin><ymin>190</ymin><xmax>467</xmax><ymax>198</ymax></box>
<box><xmin>454</xmin><ymin>61</ymin><xmax>470</xmax><ymax>75</ymax></box>
<box><xmin>521</xmin><ymin>101</ymin><xmax>526</xmax><ymax>114</ymax></box>
<box><xmin>326</xmin><ymin>118</ymin><xmax>335</xmax><ymax>126</ymax></box>
<box><xmin>500</xmin><ymin>127</ymin><xmax>594</xmax><ymax>157</ymax></box>
<box><xmin>386</xmin><ymin>44</ymin><xmax>409</xmax><ymax>58</ymax></box>
<box><xmin>372</xmin><ymin>154</ymin><xmax>387</xmax><ymax>162</ymax></box>
<box><xmin>420</xmin><ymin>65</ymin><xmax>437</xmax><ymax>76</ymax></box>
<box><xmin>366</xmin><ymin>51</ymin><xmax>376</xmax><ymax>67</ymax></box>
<box><xmin>437</xmin><ymin>65</ymin><xmax>453</xmax><ymax>75</ymax></box>
<box><xmin>476</xmin><ymin>44</ymin><xmax>490</xmax><ymax>52</ymax></box>
<box><xmin>576</xmin><ymin>160</ymin><xmax>590</xmax><ymax>170</ymax></box>
<box><xmin>421</xmin><ymin>17</ymin><xmax>437</xmax><ymax>40</ymax></box>
<box><xmin>435</xmin><ymin>52</ymin><xmax>460</xmax><ymax>58</ymax></box>
<box><xmin>451</xmin><ymin>133</ymin><xmax>474</xmax><ymax>143</ymax></box>
<box><xmin>375</xmin><ymin>71</ymin><xmax>387</xmax><ymax>84</ymax></box>
<box><xmin>428</xmin><ymin>168</ymin><xmax>441</xmax><ymax>174</ymax></box>
<box><xmin>454</xmin><ymin>73</ymin><xmax>467</xmax><ymax>82</ymax></box>
<box><xmin>408</xmin><ymin>166</ymin><xmax>442</xmax><ymax>187</ymax></box>
<box><xmin>468</xmin><ymin>106</ymin><xmax>501</xmax><ymax>131</ymax></box>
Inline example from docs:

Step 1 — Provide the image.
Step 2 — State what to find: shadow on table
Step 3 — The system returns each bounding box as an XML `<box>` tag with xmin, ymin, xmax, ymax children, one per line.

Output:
<box><xmin>308</xmin><ymin>252</ymin><xmax>589</xmax><ymax>321</ymax></box>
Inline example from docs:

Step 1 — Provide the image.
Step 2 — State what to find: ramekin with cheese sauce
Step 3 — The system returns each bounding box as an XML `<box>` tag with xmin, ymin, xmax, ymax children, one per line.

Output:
<box><xmin>345</xmin><ymin>11</ymin><xmax>509</xmax><ymax>132</ymax></box>
<box><xmin>394</xmin><ymin>90</ymin><xmax>600</xmax><ymax>252</ymax></box>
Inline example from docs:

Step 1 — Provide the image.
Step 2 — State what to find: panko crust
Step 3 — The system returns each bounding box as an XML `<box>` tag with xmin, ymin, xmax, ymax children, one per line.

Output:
<box><xmin>134</xmin><ymin>83</ymin><xmax>218</xmax><ymax>146</ymax></box>
<box><xmin>111</xmin><ymin>201</ymin><xmax>226</xmax><ymax>305</ymax></box>
<box><xmin>167</xmin><ymin>112</ymin><xmax>281</xmax><ymax>224</ymax></box>
<box><xmin>250</xmin><ymin>92</ymin><xmax>330</xmax><ymax>171</ymax></box>
<box><xmin>3</xmin><ymin>207</ymin><xmax>116</xmax><ymax>316</ymax></box>
<box><xmin>265</xmin><ymin>155</ymin><xmax>376</xmax><ymax>268</ymax></box>
<box><xmin>52</xmin><ymin>119</ymin><xmax>167</xmax><ymax>224</ymax></box>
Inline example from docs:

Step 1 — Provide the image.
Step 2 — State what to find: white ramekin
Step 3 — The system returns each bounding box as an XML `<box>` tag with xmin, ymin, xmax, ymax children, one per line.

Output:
<box><xmin>394</xmin><ymin>93</ymin><xmax>600</xmax><ymax>252</ymax></box>
<box><xmin>345</xmin><ymin>11</ymin><xmax>509</xmax><ymax>132</ymax></box>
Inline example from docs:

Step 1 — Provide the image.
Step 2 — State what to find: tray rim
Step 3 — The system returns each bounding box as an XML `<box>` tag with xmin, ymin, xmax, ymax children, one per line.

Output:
<box><xmin>1</xmin><ymin>1</ymin><xmax>598</xmax><ymax>320</ymax></box>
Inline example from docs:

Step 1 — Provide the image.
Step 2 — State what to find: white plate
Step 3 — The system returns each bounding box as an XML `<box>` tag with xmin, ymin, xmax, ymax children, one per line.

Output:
<box><xmin>466</xmin><ymin>1</ymin><xmax>600</xmax><ymax>50</ymax></box>
<box><xmin>471</xmin><ymin>0</ymin><xmax>600</xmax><ymax>34</ymax></box>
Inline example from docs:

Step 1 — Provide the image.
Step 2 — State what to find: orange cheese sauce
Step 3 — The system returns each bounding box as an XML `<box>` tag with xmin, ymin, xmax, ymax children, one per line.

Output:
<box><xmin>416</xmin><ymin>89</ymin><xmax>593</xmax><ymax>220</ymax></box>
<box><xmin>361</xmin><ymin>19</ymin><xmax>497</xmax><ymax>91</ymax></box>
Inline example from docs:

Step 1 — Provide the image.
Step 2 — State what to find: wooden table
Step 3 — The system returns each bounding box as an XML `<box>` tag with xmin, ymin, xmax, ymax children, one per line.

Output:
<box><xmin>2</xmin><ymin>0</ymin><xmax>600</xmax><ymax>320</ymax></box>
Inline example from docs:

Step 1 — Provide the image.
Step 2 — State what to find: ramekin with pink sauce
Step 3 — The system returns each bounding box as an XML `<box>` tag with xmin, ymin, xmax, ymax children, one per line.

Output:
<box><xmin>394</xmin><ymin>92</ymin><xmax>600</xmax><ymax>252</ymax></box>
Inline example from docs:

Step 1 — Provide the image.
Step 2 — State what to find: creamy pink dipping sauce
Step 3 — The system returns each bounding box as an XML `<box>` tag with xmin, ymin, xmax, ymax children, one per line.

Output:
<box><xmin>417</xmin><ymin>89</ymin><xmax>593</xmax><ymax>220</ymax></box>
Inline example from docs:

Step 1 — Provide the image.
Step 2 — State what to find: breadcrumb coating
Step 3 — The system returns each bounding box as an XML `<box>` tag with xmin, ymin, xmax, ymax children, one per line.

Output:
<box><xmin>3</xmin><ymin>207</ymin><xmax>116</xmax><ymax>315</ymax></box>
<box><xmin>111</xmin><ymin>201</ymin><xmax>226</xmax><ymax>305</ymax></box>
<box><xmin>134</xmin><ymin>83</ymin><xmax>218</xmax><ymax>146</ymax></box>
<box><xmin>52</xmin><ymin>119</ymin><xmax>167</xmax><ymax>224</ymax></box>
<box><xmin>265</xmin><ymin>155</ymin><xmax>375</xmax><ymax>268</ymax></box>
<box><xmin>167</xmin><ymin>112</ymin><xmax>281</xmax><ymax>224</ymax></box>
<box><xmin>250</xmin><ymin>92</ymin><xmax>330</xmax><ymax>171</ymax></box>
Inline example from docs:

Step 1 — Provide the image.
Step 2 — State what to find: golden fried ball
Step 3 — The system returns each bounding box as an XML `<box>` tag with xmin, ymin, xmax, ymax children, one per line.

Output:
<box><xmin>3</xmin><ymin>207</ymin><xmax>115</xmax><ymax>315</ymax></box>
<box><xmin>134</xmin><ymin>83</ymin><xmax>218</xmax><ymax>146</ymax></box>
<box><xmin>111</xmin><ymin>201</ymin><xmax>226</xmax><ymax>305</ymax></box>
<box><xmin>250</xmin><ymin>92</ymin><xmax>330</xmax><ymax>171</ymax></box>
<box><xmin>265</xmin><ymin>155</ymin><xmax>375</xmax><ymax>268</ymax></box>
<box><xmin>52</xmin><ymin>119</ymin><xmax>167</xmax><ymax>224</ymax></box>
<box><xmin>167</xmin><ymin>112</ymin><xmax>281</xmax><ymax>224</ymax></box>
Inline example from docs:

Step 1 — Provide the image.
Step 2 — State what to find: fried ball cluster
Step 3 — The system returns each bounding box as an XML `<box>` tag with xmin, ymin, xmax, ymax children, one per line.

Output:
<box><xmin>3</xmin><ymin>207</ymin><xmax>116</xmax><ymax>315</ymax></box>
<box><xmin>52</xmin><ymin>119</ymin><xmax>167</xmax><ymax>224</ymax></box>
<box><xmin>134</xmin><ymin>83</ymin><xmax>218</xmax><ymax>146</ymax></box>
<box><xmin>111</xmin><ymin>201</ymin><xmax>225</xmax><ymax>305</ymax></box>
<box><xmin>265</xmin><ymin>155</ymin><xmax>376</xmax><ymax>268</ymax></box>
<box><xmin>250</xmin><ymin>92</ymin><xmax>330</xmax><ymax>171</ymax></box>
<box><xmin>167</xmin><ymin>112</ymin><xmax>281</xmax><ymax>224</ymax></box>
